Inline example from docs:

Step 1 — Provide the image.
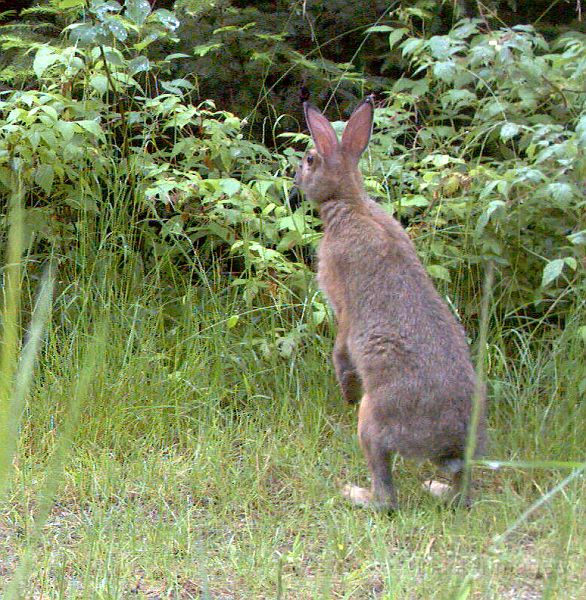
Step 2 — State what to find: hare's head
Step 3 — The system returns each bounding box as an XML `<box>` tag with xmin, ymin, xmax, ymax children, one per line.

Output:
<box><xmin>294</xmin><ymin>97</ymin><xmax>374</xmax><ymax>204</ymax></box>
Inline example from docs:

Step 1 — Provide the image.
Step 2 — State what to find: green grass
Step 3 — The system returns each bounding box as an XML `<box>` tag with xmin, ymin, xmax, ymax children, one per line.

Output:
<box><xmin>1</xmin><ymin>256</ymin><xmax>585</xmax><ymax>599</ymax></box>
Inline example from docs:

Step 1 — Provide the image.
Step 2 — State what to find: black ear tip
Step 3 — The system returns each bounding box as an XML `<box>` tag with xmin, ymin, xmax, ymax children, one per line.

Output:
<box><xmin>303</xmin><ymin>102</ymin><xmax>324</xmax><ymax>123</ymax></box>
<box><xmin>299</xmin><ymin>86</ymin><xmax>310</xmax><ymax>104</ymax></box>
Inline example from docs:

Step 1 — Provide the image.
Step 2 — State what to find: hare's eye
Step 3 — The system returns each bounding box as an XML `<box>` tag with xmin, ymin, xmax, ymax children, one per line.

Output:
<box><xmin>306</xmin><ymin>155</ymin><xmax>314</xmax><ymax>165</ymax></box>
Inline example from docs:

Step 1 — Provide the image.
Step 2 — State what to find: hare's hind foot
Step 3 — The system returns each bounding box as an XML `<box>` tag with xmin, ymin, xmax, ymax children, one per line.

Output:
<box><xmin>422</xmin><ymin>479</ymin><xmax>452</xmax><ymax>499</ymax></box>
<box><xmin>342</xmin><ymin>484</ymin><xmax>397</xmax><ymax>512</ymax></box>
<box><xmin>342</xmin><ymin>484</ymin><xmax>371</xmax><ymax>506</ymax></box>
<box><xmin>423</xmin><ymin>459</ymin><xmax>473</xmax><ymax>508</ymax></box>
<box><xmin>422</xmin><ymin>478</ymin><xmax>472</xmax><ymax>509</ymax></box>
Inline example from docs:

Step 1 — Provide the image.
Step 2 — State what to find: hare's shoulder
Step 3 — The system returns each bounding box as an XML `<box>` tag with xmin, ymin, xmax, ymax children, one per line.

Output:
<box><xmin>362</xmin><ymin>199</ymin><xmax>405</xmax><ymax>234</ymax></box>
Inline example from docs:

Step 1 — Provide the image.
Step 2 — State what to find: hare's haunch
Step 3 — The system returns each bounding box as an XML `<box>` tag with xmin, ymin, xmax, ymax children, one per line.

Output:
<box><xmin>295</xmin><ymin>98</ymin><xmax>486</xmax><ymax>511</ymax></box>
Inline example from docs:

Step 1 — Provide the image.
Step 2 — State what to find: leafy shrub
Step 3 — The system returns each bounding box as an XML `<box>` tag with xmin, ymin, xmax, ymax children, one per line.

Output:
<box><xmin>1</xmin><ymin>3</ymin><xmax>584</xmax><ymax>332</ymax></box>
<box><xmin>0</xmin><ymin>0</ymin><xmax>318</xmax><ymax>310</ymax></box>
<box><xmin>364</xmin><ymin>20</ymin><xmax>585</xmax><ymax>320</ymax></box>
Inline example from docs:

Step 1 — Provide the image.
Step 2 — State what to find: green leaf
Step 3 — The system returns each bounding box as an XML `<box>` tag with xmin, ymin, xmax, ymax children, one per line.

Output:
<box><xmin>252</xmin><ymin>180</ymin><xmax>274</xmax><ymax>197</ymax></box>
<box><xmin>161</xmin><ymin>79</ymin><xmax>192</xmax><ymax>95</ymax></box>
<box><xmin>165</xmin><ymin>53</ymin><xmax>191</xmax><ymax>60</ymax></box>
<box><xmin>476</xmin><ymin>200</ymin><xmax>506</xmax><ymax>236</ymax></box>
<box><xmin>428</xmin><ymin>36</ymin><xmax>451</xmax><ymax>59</ymax></box>
<box><xmin>567</xmin><ymin>230</ymin><xmax>586</xmax><ymax>245</ymax></box>
<box><xmin>404</xmin><ymin>7</ymin><xmax>432</xmax><ymax>19</ymax></box>
<box><xmin>67</xmin><ymin>23</ymin><xmax>99</xmax><ymax>46</ymax></box>
<box><xmin>153</xmin><ymin>9</ymin><xmax>180</xmax><ymax>31</ymax></box>
<box><xmin>576</xmin><ymin>115</ymin><xmax>586</xmax><ymax>146</ymax></box>
<box><xmin>452</xmin><ymin>20</ymin><xmax>479</xmax><ymax>39</ymax></box>
<box><xmin>93</xmin><ymin>1</ymin><xmax>123</xmax><ymax>17</ymax></box>
<box><xmin>57</xmin><ymin>0</ymin><xmax>85</xmax><ymax>7</ymax></box>
<box><xmin>277</xmin><ymin>212</ymin><xmax>307</xmax><ymax>232</ymax></box>
<box><xmin>422</xmin><ymin>154</ymin><xmax>462</xmax><ymax>167</ymax></box>
<box><xmin>39</xmin><ymin>105</ymin><xmax>59</xmax><ymax>121</ymax></box>
<box><xmin>56</xmin><ymin>120</ymin><xmax>76</xmax><ymax>142</ymax></box>
<box><xmin>192</xmin><ymin>43</ymin><xmax>222</xmax><ymax>57</ymax></box>
<box><xmin>161</xmin><ymin>81</ymin><xmax>183</xmax><ymax>95</ymax></box>
<box><xmin>213</xmin><ymin>22</ymin><xmax>256</xmax><ymax>35</ymax></box>
<box><xmin>433</xmin><ymin>60</ymin><xmax>457</xmax><ymax>83</ymax></box>
<box><xmin>76</xmin><ymin>120</ymin><xmax>104</xmax><ymax>139</ymax></box>
<box><xmin>500</xmin><ymin>122</ymin><xmax>520</xmax><ymax>142</ymax></box>
<box><xmin>220</xmin><ymin>178</ymin><xmax>241</xmax><ymax>196</ymax></box>
<box><xmin>110</xmin><ymin>71</ymin><xmax>140</xmax><ymax>89</ymax></box>
<box><xmin>251</xmin><ymin>51</ymin><xmax>273</xmax><ymax>64</ymax></box>
<box><xmin>400</xmin><ymin>38</ymin><xmax>425</xmax><ymax>58</ymax></box>
<box><xmin>89</xmin><ymin>74</ymin><xmax>109</xmax><ymax>94</ymax></box>
<box><xmin>312</xmin><ymin>302</ymin><xmax>327</xmax><ymax>326</ymax></box>
<box><xmin>400</xmin><ymin>194</ymin><xmax>429</xmax><ymax>207</ymax></box>
<box><xmin>33</xmin><ymin>46</ymin><xmax>60</xmax><ymax>79</ymax></box>
<box><xmin>104</xmin><ymin>16</ymin><xmax>128</xmax><ymax>42</ymax></box>
<box><xmin>34</xmin><ymin>164</ymin><xmax>54</xmax><ymax>194</ymax></box>
<box><xmin>426</xmin><ymin>265</ymin><xmax>451</xmax><ymax>281</ymax></box>
<box><xmin>388</xmin><ymin>28</ymin><xmax>408</xmax><ymax>49</ymax></box>
<box><xmin>564</xmin><ymin>257</ymin><xmax>577</xmax><ymax>270</ymax></box>
<box><xmin>28</xmin><ymin>130</ymin><xmax>41</xmax><ymax>150</ymax></box>
<box><xmin>41</xmin><ymin>130</ymin><xmax>58</xmax><ymax>149</ymax></box>
<box><xmin>125</xmin><ymin>0</ymin><xmax>151</xmax><ymax>25</ymax></box>
<box><xmin>441</xmin><ymin>89</ymin><xmax>477</xmax><ymax>108</ymax></box>
<box><xmin>129</xmin><ymin>56</ymin><xmax>150</xmax><ymax>74</ymax></box>
<box><xmin>546</xmin><ymin>183</ymin><xmax>574</xmax><ymax>206</ymax></box>
<box><xmin>102</xmin><ymin>49</ymin><xmax>124</xmax><ymax>66</ymax></box>
<box><xmin>364</xmin><ymin>25</ymin><xmax>394</xmax><ymax>33</ymax></box>
<box><xmin>541</xmin><ymin>259</ymin><xmax>565</xmax><ymax>287</ymax></box>
<box><xmin>227</xmin><ymin>315</ymin><xmax>239</xmax><ymax>329</ymax></box>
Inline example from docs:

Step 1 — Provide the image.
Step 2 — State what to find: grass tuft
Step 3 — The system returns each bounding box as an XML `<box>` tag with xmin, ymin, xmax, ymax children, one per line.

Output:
<box><xmin>0</xmin><ymin>249</ymin><xmax>584</xmax><ymax>597</ymax></box>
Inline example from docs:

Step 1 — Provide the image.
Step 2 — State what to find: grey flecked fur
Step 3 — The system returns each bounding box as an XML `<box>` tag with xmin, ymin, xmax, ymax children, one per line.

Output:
<box><xmin>294</xmin><ymin>98</ymin><xmax>486</xmax><ymax>510</ymax></box>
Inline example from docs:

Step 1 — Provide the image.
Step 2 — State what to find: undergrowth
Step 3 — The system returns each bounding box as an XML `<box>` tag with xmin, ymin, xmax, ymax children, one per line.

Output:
<box><xmin>0</xmin><ymin>251</ymin><xmax>584</xmax><ymax>598</ymax></box>
<box><xmin>0</xmin><ymin>1</ymin><xmax>585</xmax><ymax>598</ymax></box>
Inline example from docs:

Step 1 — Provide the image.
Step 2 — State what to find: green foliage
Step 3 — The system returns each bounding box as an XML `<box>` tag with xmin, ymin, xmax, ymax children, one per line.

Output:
<box><xmin>1</xmin><ymin>4</ymin><xmax>585</xmax><ymax>324</ymax></box>
<box><xmin>0</xmin><ymin>0</ymin><xmax>317</xmax><ymax>308</ymax></box>
<box><xmin>1</xmin><ymin>5</ymin><xmax>585</xmax><ymax>595</ymax></box>
<box><xmin>171</xmin><ymin>0</ymin><xmax>383</xmax><ymax>139</ymax></box>
<box><xmin>367</xmin><ymin>20</ymin><xmax>586</xmax><ymax>317</ymax></box>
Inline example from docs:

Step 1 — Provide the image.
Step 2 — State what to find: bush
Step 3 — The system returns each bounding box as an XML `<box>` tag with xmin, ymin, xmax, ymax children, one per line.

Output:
<box><xmin>0</xmin><ymin>0</ymin><xmax>318</xmax><ymax>312</ymax></box>
<box><xmin>364</xmin><ymin>20</ymin><xmax>585</xmax><ymax>320</ymax></box>
<box><xmin>1</xmin><ymin>3</ymin><xmax>584</xmax><ymax>329</ymax></box>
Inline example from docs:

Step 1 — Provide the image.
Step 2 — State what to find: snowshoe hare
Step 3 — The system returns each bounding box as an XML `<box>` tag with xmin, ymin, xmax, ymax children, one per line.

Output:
<box><xmin>294</xmin><ymin>97</ymin><xmax>486</xmax><ymax>511</ymax></box>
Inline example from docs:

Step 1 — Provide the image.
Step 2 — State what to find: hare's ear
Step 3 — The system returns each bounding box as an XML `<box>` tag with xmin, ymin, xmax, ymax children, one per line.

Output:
<box><xmin>304</xmin><ymin>102</ymin><xmax>339</xmax><ymax>160</ymax></box>
<box><xmin>341</xmin><ymin>97</ymin><xmax>374</xmax><ymax>163</ymax></box>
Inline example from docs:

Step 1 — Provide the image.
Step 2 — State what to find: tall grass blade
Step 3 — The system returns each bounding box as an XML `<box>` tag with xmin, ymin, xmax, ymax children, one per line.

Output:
<box><xmin>0</xmin><ymin>180</ymin><xmax>25</xmax><ymax>493</ymax></box>
<box><xmin>492</xmin><ymin>463</ymin><xmax>586</xmax><ymax>546</ymax></box>
<box><xmin>4</xmin><ymin>322</ymin><xmax>108</xmax><ymax>598</ymax></box>
<box><xmin>461</xmin><ymin>261</ymin><xmax>494</xmax><ymax>503</ymax></box>
<box><xmin>0</xmin><ymin>262</ymin><xmax>55</xmax><ymax>501</ymax></box>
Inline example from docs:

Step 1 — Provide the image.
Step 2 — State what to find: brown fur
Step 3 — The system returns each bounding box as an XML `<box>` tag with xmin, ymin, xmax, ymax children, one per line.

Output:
<box><xmin>295</xmin><ymin>99</ymin><xmax>486</xmax><ymax>511</ymax></box>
